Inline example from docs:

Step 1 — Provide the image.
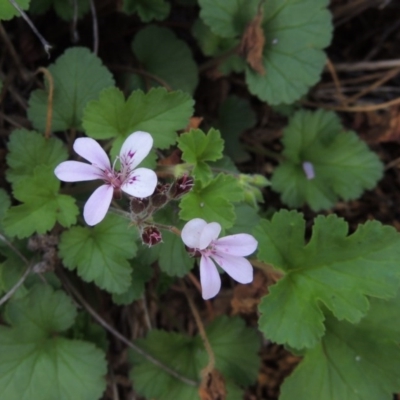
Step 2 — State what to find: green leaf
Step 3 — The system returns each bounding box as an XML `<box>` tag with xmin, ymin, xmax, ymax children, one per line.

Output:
<box><xmin>217</xmin><ymin>96</ymin><xmax>256</xmax><ymax>162</ymax></box>
<box><xmin>28</xmin><ymin>47</ymin><xmax>115</xmax><ymax>132</ymax></box>
<box><xmin>179</xmin><ymin>174</ymin><xmax>244</xmax><ymax>229</ymax></box>
<box><xmin>5</xmin><ymin>284</ymin><xmax>77</xmax><ymax>336</ymax></box>
<box><xmin>122</xmin><ymin>0</ymin><xmax>170</xmax><ymax>21</ymax></box>
<box><xmin>132</xmin><ymin>25</ymin><xmax>198</xmax><ymax>94</ymax></box>
<box><xmin>82</xmin><ymin>87</ymin><xmax>194</xmax><ymax>155</ymax></box>
<box><xmin>58</xmin><ymin>214</ymin><xmax>138</xmax><ymax>294</ymax></box>
<box><xmin>6</xmin><ymin>129</ymin><xmax>67</xmax><ymax>185</ymax></box>
<box><xmin>226</xmin><ymin>204</ymin><xmax>259</xmax><ymax>236</ymax></box>
<box><xmin>203</xmin><ymin>316</ymin><xmax>260</xmax><ymax>386</ymax></box>
<box><xmin>245</xmin><ymin>0</ymin><xmax>333</xmax><ymax>104</ymax></box>
<box><xmin>112</xmin><ymin>260</ymin><xmax>153</xmax><ymax>305</ymax></box>
<box><xmin>130</xmin><ymin>316</ymin><xmax>259</xmax><ymax>400</ymax></box>
<box><xmin>280</xmin><ymin>294</ymin><xmax>400</xmax><ymax>400</ymax></box>
<box><xmin>0</xmin><ymin>0</ymin><xmax>30</xmax><ymax>20</ymax></box>
<box><xmin>0</xmin><ymin>285</ymin><xmax>106</xmax><ymax>400</ymax></box>
<box><xmin>177</xmin><ymin>128</ymin><xmax>224</xmax><ymax>183</ymax></box>
<box><xmin>254</xmin><ymin>210</ymin><xmax>400</xmax><ymax>349</ymax></box>
<box><xmin>271</xmin><ymin>110</ymin><xmax>384</xmax><ymax>210</ymax></box>
<box><xmin>145</xmin><ymin>207</ymin><xmax>193</xmax><ymax>277</ymax></box>
<box><xmin>4</xmin><ymin>166</ymin><xmax>79</xmax><ymax>238</ymax></box>
<box><xmin>198</xmin><ymin>0</ymin><xmax>259</xmax><ymax>38</ymax></box>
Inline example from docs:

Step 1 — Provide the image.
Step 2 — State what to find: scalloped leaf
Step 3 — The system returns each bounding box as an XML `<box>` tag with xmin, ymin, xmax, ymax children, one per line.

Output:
<box><xmin>179</xmin><ymin>174</ymin><xmax>244</xmax><ymax>229</ymax></box>
<box><xmin>82</xmin><ymin>87</ymin><xmax>194</xmax><ymax>156</ymax></box>
<box><xmin>58</xmin><ymin>214</ymin><xmax>138</xmax><ymax>294</ymax></box>
<box><xmin>280</xmin><ymin>294</ymin><xmax>400</xmax><ymax>400</ymax></box>
<box><xmin>6</xmin><ymin>129</ymin><xmax>67</xmax><ymax>185</ymax></box>
<box><xmin>0</xmin><ymin>0</ymin><xmax>30</xmax><ymax>20</ymax></box>
<box><xmin>3</xmin><ymin>166</ymin><xmax>78</xmax><ymax>239</ymax></box>
<box><xmin>0</xmin><ymin>285</ymin><xmax>107</xmax><ymax>400</ymax></box>
<box><xmin>132</xmin><ymin>25</ymin><xmax>198</xmax><ymax>94</ymax></box>
<box><xmin>271</xmin><ymin>110</ymin><xmax>384</xmax><ymax>210</ymax></box>
<box><xmin>28</xmin><ymin>47</ymin><xmax>115</xmax><ymax>132</ymax></box>
<box><xmin>254</xmin><ymin>210</ymin><xmax>400</xmax><ymax>349</ymax></box>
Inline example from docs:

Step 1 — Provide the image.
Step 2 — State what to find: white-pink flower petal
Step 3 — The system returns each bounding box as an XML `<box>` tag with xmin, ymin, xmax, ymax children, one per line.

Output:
<box><xmin>54</xmin><ymin>161</ymin><xmax>103</xmax><ymax>182</ymax></box>
<box><xmin>83</xmin><ymin>184</ymin><xmax>114</xmax><ymax>226</ymax></box>
<box><xmin>211</xmin><ymin>253</ymin><xmax>253</xmax><ymax>284</ymax></box>
<box><xmin>199</xmin><ymin>222</ymin><xmax>221</xmax><ymax>250</ymax></box>
<box><xmin>120</xmin><ymin>131</ymin><xmax>154</xmax><ymax>170</ymax></box>
<box><xmin>214</xmin><ymin>234</ymin><xmax>258</xmax><ymax>256</ymax></box>
<box><xmin>181</xmin><ymin>218</ymin><xmax>207</xmax><ymax>249</ymax></box>
<box><xmin>121</xmin><ymin>167</ymin><xmax>157</xmax><ymax>198</ymax></box>
<box><xmin>73</xmin><ymin>138</ymin><xmax>111</xmax><ymax>170</ymax></box>
<box><xmin>200</xmin><ymin>255</ymin><xmax>221</xmax><ymax>300</ymax></box>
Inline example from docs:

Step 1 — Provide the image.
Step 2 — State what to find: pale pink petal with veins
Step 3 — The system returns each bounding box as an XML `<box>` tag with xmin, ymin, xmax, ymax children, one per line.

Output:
<box><xmin>121</xmin><ymin>167</ymin><xmax>157</xmax><ymax>198</ymax></box>
<box><xmin>120</xmin><ymin>131</ymin><xmax>154</xmax><ymax>170</ymax></box>
<box><xmin>199</xmin><ymin>222</ymin><xmax>221</xmax><ymax>250</ymax></box>
<box><xmin>214</xmin><ymin>234</ymin><xmax>258</xmax><ymax>256</ymax></box>
<box><xmin>54</xmin><ymin>161</ymin><xmax>103</xmax><ymax>182</ymax></box>
<box><xmin>83</xmin><ymin>184</ymin><xmax>114</xmax><ymax>226</ymax></box>
<box><xmin>200</xmin><ymin>255</ymin><xmax>221</xmax><ymax>300</ymax></box>
<box><xmin>181</xmin><ymin>218</ymin><xmax>208</xmax><ymax>249</ymax></box>
<box><xmin>73</xmin><ymin>137</ymin><xmax>111</xmax><ymax>170</ymax></box>
<box><xmin>211</xmin><ymin>253</ymin><xmax>253</xmax><ymax>284</ymax></box>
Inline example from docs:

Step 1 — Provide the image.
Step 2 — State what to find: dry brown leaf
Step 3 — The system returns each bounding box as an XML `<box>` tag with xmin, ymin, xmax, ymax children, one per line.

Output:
<box><xmin>185</xmin><ymin>116</ymin><xmax>204</xmax><ymax>131</ymax></box>
<box><xmin>231</xmin><ymin>270</ymin><xmax>268</xmax><ymax>315</ymax></box>
<box><xmin>239</xmin><ymin>3</ymin><xmax>266</xmax><ymax>75</ymax></box>
<box><xmin>198</xmin><ymin>369</ymin><xmax>226</xmax><ymax>400</ymax></box>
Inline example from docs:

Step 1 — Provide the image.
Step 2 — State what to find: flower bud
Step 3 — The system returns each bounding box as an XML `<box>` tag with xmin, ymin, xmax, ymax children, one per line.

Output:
<box><xmin>169</xmin><ymin>175</ymin><xmax>194</xmax><ymax>199</ymax></box>
<box><xmin>150</xmin><ymin>183</ymin><xmax>170</xmax><ymax>208</ymax></box>
<box><xmin>141</xmin><ymin>226</ymin><xmax>162</xmax><ymax>247</ymax></box>
<box><xmin>130</xmin><ymin>197</ymin><xmax>150</xmax><ymax>215</ymax></box>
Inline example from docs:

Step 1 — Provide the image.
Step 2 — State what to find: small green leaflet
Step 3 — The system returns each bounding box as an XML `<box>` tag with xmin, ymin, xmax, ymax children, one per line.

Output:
<box><xmin>58</xmin><ymin>214</ymin><xmax>138</xmax><ymax>294</ymax></box>
<box><xmin>129</xmin><ymin>316</ymin><xmax>259</xmax><ymax>400</ymax></box>
<box><xmin>82</xmin><ymin>87</ymin><xmax>194</xmax><ymax>157</ymax></box>
<box><xmin>271</xmin><ymin>110</ymin><xmax>384</xmax><ymax>211</ymax></box>
<box><xmin>0</xmin><ymin>0</ymin><xmax>30</xmax><ymax>20</ymax></box>
<box><xmin>254</xmin><ymin>210</ymin><xmax>400</xmax><ymax>349</ymax></box>
<box><xmin>179</xmin><ymin>174</ymin><xmax>244</xmax><ymax>229</ymax></box>
<box><xmin>3</xmin><ymin>166</ymin><xmax>78</xmax><ymax>239</ymax></box>
<box><xmin>28</xmin><ymin>47</ymin><xmax>114</xmax><ymax>132</ymax></box>
<box><xmin>280</xmin><ymin>294</ymin><xmax>400</xmax><ymax>400</ymax></box>
<box><xmin>132</xmin><ymin>25</ymin><xmax>198</xmax><ymax>94</ymax></box>
<box><xmin>217</xmin><ymin>96</ymin><xmax>256</xmax><ymax>162</ymax></box>
<box><xmin>0</xmin><ymin>285</ymin><xmax>106</xmax><ymax>400</ymax></box>
<box><xmin>177</xmin><ymin>128</ymin><xmax>224</xmax><ymax>183</ymax></box>
<box><xmin>6</xmin><ymin>129</ymin><xmax>67</xmax><ymax>185</ymax></box>
<box><xmin>122</xmin><ymin>0</ymin><xmax>170</xmax><ymax>21</ymax></box>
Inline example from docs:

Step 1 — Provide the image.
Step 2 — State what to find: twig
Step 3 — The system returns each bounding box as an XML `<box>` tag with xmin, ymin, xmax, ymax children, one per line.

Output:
<box><xmin>89</xmin><ymin>0</ymin><xmax>99</xmax><ymax>55</ymax></box>
<box><xmin>198</xmin><ymin>44</ymin><xmax>241</xmax><ymax>73</ymax></box>
<box><xmin>0</xmin><ymin>234</ymin><xmax>33</xmax><ymax>305</ymax></box>
<box><xmin>36</xmin><ymin>67</ymin><xmax>54</xmax><ymax>139</ymax></box>
<box><xmin>325</xmin><ymin>58</ymin><xmax>347</xmax><ymax>105</ymax></box>
<box><xmin>181</xmin><ymin>281</ymin><xmax>215</xmax><ymax>376</ymax></box>
<box><xmin>107</xmin><ymin>65</ymin><xmax>173</xmax><ymax>91</ymax></box>
<box><xmin>7</xmin><ymin>0</ymin><xmax>52</xmax><ymax>57</ymax></box>
<box><xmin>71</xmin><ymin>0</ymin><xmax>79</xmax><ymax>43</ymax></box>
<box><xmin>60</xmin><ymin>271</ymin><xmax>198</xmax><ymax>387</ymax></box>
<box><xmin>303</xmin><ymin>96</ymin><xmax>400</xmax><ymax>112</ymax></box>
<box><xmin>332</xmin><ymin>59</ymin><xmax>400</xmax><ymax>72</ymax></box>
<box><xmin>0</xmin><ymin>22</ymin><xmax>26</xmax><ymax>80</ymax></box>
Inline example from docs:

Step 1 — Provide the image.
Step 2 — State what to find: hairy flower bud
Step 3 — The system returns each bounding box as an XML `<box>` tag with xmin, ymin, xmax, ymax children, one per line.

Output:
<box><xmin>130</xmin><ymin>197</ymin><xmax>150</xmax><ymax>215</ymax></box>
<box><xmin>141</xmin><ymin>226</ymin><xmax>162</xmax><ymax>247</ymax></box>
<box><xmin>169</xmin><ymin>175</ymin><xmax>194</xmax><ymax>199</ymax></box>
<box><xmin>150</xmin><ymin>183</ymin><xmax>170</xmax><ymax>208</ymax></box>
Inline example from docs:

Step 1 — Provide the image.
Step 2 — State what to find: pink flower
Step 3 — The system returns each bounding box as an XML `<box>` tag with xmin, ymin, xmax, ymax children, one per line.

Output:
<box><xmin>181</xmin><ymin>218</ymin><xmax>257</xmax><ymax>300</ymax></box>
<box><xmin>54</xmin><ymin>131</ymin><xmax>157</xmax><ymax>226</ymax></box>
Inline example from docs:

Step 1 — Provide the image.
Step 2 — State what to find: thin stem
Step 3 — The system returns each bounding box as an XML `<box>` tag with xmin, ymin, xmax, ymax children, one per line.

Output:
<box><xmin>0</xmin><ymin>263</ymin><xmax>33</xmax><ymax>306</ymax></box>
<box><xmin>0</xmin><ymin>233</ymin><xmax>29</xmax><ymax>265</ymax></box>
<box><xmin>152</xmin><ymin>222</ymin><xmax>181</xmax><ymax>236</ymax></box>
<box><xmin>36</xmin><ymin>67</ymin><xmax>54</xmax><ymax>139</ymax></box>
<box><xmin>59</xmin><ymin>271</ymin><xmax>198</xmax><ymax>387</ymax></box>
<box><xmin>181</xmin><ymin>281</ymin><xmax>215</xmax><ymax>376</ymax></box>
<box><xmin>198</xmin><ymin>44</ymin><xmax>241</xmax><ymax>73</ymax></box>
<box><xmin>89</xmin><ymin>0</ymin><xmax>99</xmax><ymax>54</ymax></box>
<box><xmin>7</xmin><ymin>0</ymin><xmax>52</xmax><ymax>57</ymax></box>
<box><xmin>243</xmin><ymin>144</ymin><xmax>284</xmax><ymax>162</ymax></box>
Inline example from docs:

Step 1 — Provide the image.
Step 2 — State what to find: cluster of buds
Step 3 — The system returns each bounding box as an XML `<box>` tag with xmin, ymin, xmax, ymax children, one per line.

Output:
<box><xmin>133</xmin><ymin>175</ymin><xmax>194</xmax><ymax>246</ymax></box>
